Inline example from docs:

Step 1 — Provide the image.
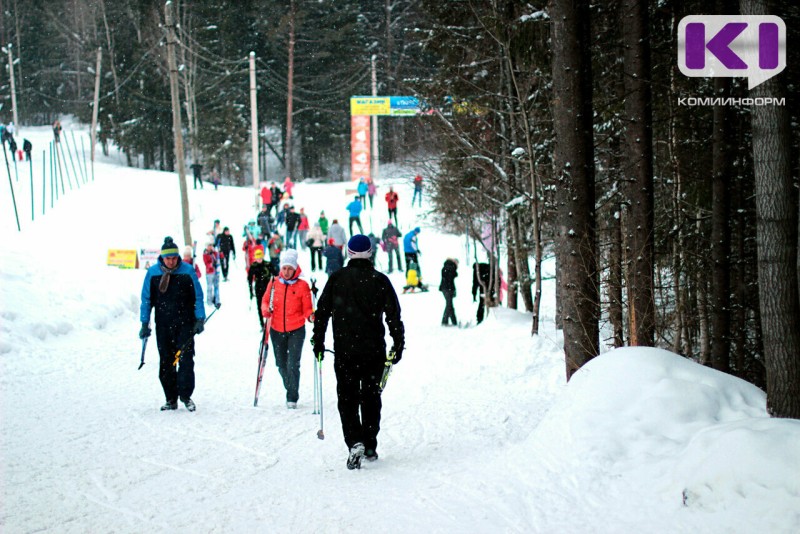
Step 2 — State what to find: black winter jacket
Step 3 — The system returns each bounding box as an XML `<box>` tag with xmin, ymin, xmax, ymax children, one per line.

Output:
<box><xmin>439</xmin><ymin>259</ymin><xmax>458</xmax><ymax>294</ymax></box>
<box><xmin>313</xmin><ymin>258</ymin><xmax>404</xmax><ymax>359</ymax></box>
<box><xmin>248</xmin><ymin>260</ymin><xmax>273</xmax><ymax>299</ymax></box>
<box><xmin>218</xmin><ymin>233</ymin><xmax>236</xmax><ymax>256</ymax></box>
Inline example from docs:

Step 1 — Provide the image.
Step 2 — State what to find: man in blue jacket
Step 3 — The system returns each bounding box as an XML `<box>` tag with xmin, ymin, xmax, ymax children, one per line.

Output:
<box><xmin>346</xmin><ymin>196</ymin><xmax>364</xmax><ymax>236</ymax></box>
<box><xmin>139</xmin><ymin>237</ymin><xmax>206</xmax><ymax>412</ymax></box>
<box><xmin>403</xmin><ymin>227</ymin><xmax>421</xmax><ymax>275</ymax></box>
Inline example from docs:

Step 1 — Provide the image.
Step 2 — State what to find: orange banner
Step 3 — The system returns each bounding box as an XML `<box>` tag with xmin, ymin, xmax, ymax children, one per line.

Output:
<box><xmin>350</xmin><ymin>115</ymin><xmax>371</xmax><ymax>182</ymax></box>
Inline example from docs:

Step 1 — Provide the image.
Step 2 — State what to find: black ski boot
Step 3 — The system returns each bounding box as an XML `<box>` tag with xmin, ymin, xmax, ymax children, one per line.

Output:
<box><xmin>181</xmin><ymin>397</ymin><xmax>196</xmax><ymax>412</ymax></box>
<box><xmin>161</xmin><ymin>400</ymin><xmax>178</xmax><ymax>411</ymax></box>
<box><xmin>347</xmin><ymin>443</ymin><xmax>365</xmax><ymax>470</ymax></box>
<box><xmin>364</xmin><ymin>448</ymin><xmax>379</xmax><ymax>462</ymax></box>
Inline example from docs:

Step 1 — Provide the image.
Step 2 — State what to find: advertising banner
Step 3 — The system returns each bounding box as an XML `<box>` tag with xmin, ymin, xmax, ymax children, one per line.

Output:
<box><xmin>350</xmin><ymin>115</ymin><xmax>371</xmax><ymax>182</ymax></box>
<box><xmin>351</xmin><ymin>97</ymin><xmax>390</xmax><ymax>116</ymax></box>
<box><xmin>107</xmin><ymin>249</ymin><xmax>138</xmax><ymax>269</ymax></box>
<box><xmin>138</xmin><ymin>248</ymin><xmax>161</xmax><ymax>269</ymax></box>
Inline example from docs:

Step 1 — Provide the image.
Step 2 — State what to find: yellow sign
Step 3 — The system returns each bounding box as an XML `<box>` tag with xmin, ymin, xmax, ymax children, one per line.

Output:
<box><xmin>350</xmin><ymin>97</ymin><xmax>390</xmax><ymax>116</ymax></box>
<box><xmin>107</xmin><ymin>249</ymin><xmax>138</xmax><ymax>269</ymax></box>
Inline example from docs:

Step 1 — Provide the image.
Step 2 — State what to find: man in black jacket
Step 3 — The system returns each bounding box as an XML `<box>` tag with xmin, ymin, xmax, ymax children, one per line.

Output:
<box><xmin>217</xmin><ymin>227</ymin><xmax>236</xmax><ymax>281</ymax></box>
<box><xmin>312</xmin><ymin>234</ymin><xmax>405</xmax><ymax>470</ymax></box>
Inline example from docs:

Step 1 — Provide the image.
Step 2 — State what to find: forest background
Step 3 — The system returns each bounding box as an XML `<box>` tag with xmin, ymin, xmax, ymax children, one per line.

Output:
<box><xmin>1</xmin><ymin>0</ymin><xmax>799</xmax><ymax>417</ymax></box>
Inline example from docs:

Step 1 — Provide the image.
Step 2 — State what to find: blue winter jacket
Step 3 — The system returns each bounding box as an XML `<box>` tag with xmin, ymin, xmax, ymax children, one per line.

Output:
<box><xmin>140</xmin><ymin>257</ymin><xmax>205</xmax><ymax>327</ymax></box>
<box><xmin>347</xmin><ymin>200</ymin><xmax>363</xmax><ymax>217</ymax></box>
<box><xmin>357</xmin><ymin>181</ymin><xmax>368</xmax><ymax>196</ymax></box>
<box><xmin>403</xmin><ymin>230</ymin><xmax>420</xmax><ymax>253</ymax></box>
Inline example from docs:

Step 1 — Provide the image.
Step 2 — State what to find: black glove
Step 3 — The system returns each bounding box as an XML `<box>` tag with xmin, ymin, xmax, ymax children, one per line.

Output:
<box><xmin>215</xmin><ymin>302</ymin><xmax>221</xmax><ymax>310</ymax></box>
<box><xmin>139</xmin><ymin>322</ymin><xmax>151</xmax><ymax>339</ymax></box>
<box><xmin>194</xmin><ymin>319</ymin><xmax>205</xmax><ymax>335</ymax></box>
<box><xmin>250</xmin><ymin>291</ymin><xmax>254</xmax><ymax>300</ymax></box>
<box><xmin>311</xmin><ymin>336</ymin><xmax>325</xmax><ymax>360</ymax></box>
<box><xmin>391</xmin><ymin>344</ymin><xmax>403</xmax><ymax>365</ymax></box>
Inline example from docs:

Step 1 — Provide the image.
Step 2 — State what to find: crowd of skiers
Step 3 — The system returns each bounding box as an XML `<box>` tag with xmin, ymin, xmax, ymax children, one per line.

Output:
<box><xmin>138</xmin><ymin>172</ymin><xmax>511</xmax><ymax>470</ymax></box>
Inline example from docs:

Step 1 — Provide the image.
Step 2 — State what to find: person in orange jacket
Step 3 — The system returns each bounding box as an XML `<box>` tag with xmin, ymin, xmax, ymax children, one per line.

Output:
<box><xmin>260</xmin><ymin>249</ymin><xmax>314</xmax><ymax>408</ymax></box>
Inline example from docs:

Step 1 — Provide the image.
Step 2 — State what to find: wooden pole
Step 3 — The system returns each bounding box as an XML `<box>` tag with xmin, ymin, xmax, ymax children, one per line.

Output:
<box><xmin>165</xmin><ymin>1</ymin><xmax>192</xmax><ymax>246</ymax></box>
<box><xmin>249</xmin><ymin>52</ymin><xmax>260</xmax><ymax>212</ymax></box>
<box><xmin>91</xmin><ymin>47</ymin><xmax>102</xmax><ymax>172</ymax></box>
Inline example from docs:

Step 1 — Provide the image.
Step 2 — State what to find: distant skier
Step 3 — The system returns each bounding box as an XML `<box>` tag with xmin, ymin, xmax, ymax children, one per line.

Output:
<box><xmin>439</xmin><ymin>258</ymin><xmax>459</xmax><ymax>326</ymax></box>
<box><xmin>217</xmin><ymin>227</ymin><xmax>236</xmax><ymax>282</ymax></box>
<box><xmin>403</xmin><ymin>227</ymin><xmax>421</xmax><ymax>275</ymax></box>
<box><xmin>312</xmin><ymin>235</ymin><xmax>405</xmax><ymax>469</ymax></box>
<box><xmin>346</xmin><ymin>196</ymin><xmax>364</xmax><ymax>236</ymax></box>
<box><xmin>139</xmin><ymin>237</ymin><xmax>206</xmax><ymax>412</ymax></box>
<box><xmin>323</xmin><ymin>238</ymin><xmax>344</xmax><ymax>274</ymax></box>
<box><xmin>385</xmin><ymin>186</ymin><xmax>399</xmax><ymax>226</ymax></box>
<box><xmin>327</xmin><ymin>219</ymin><xmax>347</xmax><ymax>249</ymax></box>
<box><xmin>202</xmin><ymin>241</ymin><xmax>222</xmax><ymax>309</ymax></box>
<box><xmin>248</xmin><ymin>248</ymin><xmax>273</xmax><ymax>329</ymax></box>
<box><xmin>472</xmin><ymin>262</ymin><xmax>493</xmax><ymax>324</ymax></box>
<box><xmin>381</xmin><ymin>221</ymin><xmax>403</xmax><ymax>273</ymax></box>
<box><xmin>190</xmin><ymin>163</ymin><xmax>204</xmax><ymax>189</ymax></box>
<box><xmin>412</xmin><ymin>174</ymin><xmax>423</xmax><ymax>207</ymax></box>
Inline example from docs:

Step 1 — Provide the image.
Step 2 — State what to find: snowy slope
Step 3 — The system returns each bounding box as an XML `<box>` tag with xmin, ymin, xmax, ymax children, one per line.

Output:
<box><xmin>1</xmin><ymin>124</ymin><xmax>798</xmax><ymax>533</ymax></box>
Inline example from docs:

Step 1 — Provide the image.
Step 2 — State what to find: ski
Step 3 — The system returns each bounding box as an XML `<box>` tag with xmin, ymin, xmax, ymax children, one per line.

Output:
<box><xmin>378</xmin><ymin>350</ymin><xmax>397</xmax><ymax>392</ymax></box>
<box><xmin>253</xmin><ymin>319</ymin><xmax>271</xmax><ymax>406</ymax></box>
<box><xmin>254</xmin><ymin>279</ymin><xmax>277</xmax><ymax>407</ymax></box>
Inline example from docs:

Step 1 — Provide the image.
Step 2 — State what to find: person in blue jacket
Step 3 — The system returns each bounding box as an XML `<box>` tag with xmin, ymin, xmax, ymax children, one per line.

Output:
<box><xmin>139</xmin><ymin>237</ymin><xmax>206</xmax><ymax>412</ymax></box>
<box><xmin>357</xmin><ymin>177</ymin><xmax>368</xmax><ymax>206</ymax></box>
<box><xmin>403</xmin><ymin>227</ymin><xmax>421</xmax><ymax>275</ymax></box>
<box><xmin>346</xmin><ymin>196</ymin><xmax>364</xmax><ymax>236</ymax></box>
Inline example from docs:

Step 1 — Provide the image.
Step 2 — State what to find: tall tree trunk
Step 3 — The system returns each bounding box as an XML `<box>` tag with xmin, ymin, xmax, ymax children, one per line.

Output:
<box><xmin>697</xmin><ymin>211</ymin><xmax>711</xmax><ymax>364</ymax></box>
<box><xmin>608</xmin><ymin>206</ymin><xmax>624</xmax><ymax>347</ymax></box>
<box><xmin>741</xmin><ymin>0</ymin><xmax>800</xmax><ymax>418</ymax></box>
<box><xmin>551</xmin><ymin>0</ymin><xmax>599</xmax><ymax>380</ymax></box>
<box><xmin>711</xmin><ymin>76</ymin><xmax>732</xmax><ymax>372</ymax></box>
<box><xmin>621</xmin><ymin>0</ymin><xmax>655</xmax><ymax>346</ymax></box>
<box><xmin>285</xmin><ymin>0</ymin><xmax>296</xmax><ymax>178</ymax></box>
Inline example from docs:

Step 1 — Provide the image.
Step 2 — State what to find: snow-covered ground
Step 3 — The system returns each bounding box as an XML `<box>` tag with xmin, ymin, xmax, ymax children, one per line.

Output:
<box><xmin>1</xmin><ymin>124</ymin><xmax>799</xmax><ymax>533</ymax></box>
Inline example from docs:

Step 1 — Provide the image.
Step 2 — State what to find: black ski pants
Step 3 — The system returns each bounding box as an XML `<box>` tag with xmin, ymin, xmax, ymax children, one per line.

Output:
<box><xmin>310</xmin><ymin>246</ymin><xmax>323</xmax><ymax>271</ymax></box>
<box><xmin>220</xmin><ymin>250</ymin><xmax>231</xmax><ymax>279</ymax></box>
<box><xmin>156</xmin><ymin>325</ymin><xmax>195</xmax><ymax>402</ymax></box>
<box><xmin>334</xmin><ymin>355</ymin><xmax>385</xmax><ymax>451</ymax></box>
<box><xmin>270</xmin><ymin>327</ymin><xmax>305</xmax><ymax>403</ymax></box>
<box><xmin>442</xmin><ymin>289</ymin><xmax>457</xmax><ymax>325</ymax></box>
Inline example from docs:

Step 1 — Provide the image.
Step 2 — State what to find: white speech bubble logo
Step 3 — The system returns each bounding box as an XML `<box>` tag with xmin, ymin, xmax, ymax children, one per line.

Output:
<box><xmin>678</xmin><ymin>15</ymin><xmax>786</xmax><ymax>90</ymax></box>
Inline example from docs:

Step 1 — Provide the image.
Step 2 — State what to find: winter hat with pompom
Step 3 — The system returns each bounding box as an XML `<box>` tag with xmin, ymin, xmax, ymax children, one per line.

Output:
<box><xmin>160</xmin><ymin>237</ymin><xmax>180</xmax><ymax>258</ymax></box>
<box><xmin>347</xmin><ymin>234</ymin><xmax>372</xmax><ymax>259</ymax></box>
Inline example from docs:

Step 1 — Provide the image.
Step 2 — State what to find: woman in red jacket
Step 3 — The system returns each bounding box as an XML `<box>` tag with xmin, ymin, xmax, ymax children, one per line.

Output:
<box><xmin>260</xmin><ymin>249</ymin><xmax>314</xmax><ymax>408</ymax></box>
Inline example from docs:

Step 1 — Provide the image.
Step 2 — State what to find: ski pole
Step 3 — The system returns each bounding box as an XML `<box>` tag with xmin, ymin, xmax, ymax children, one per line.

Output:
<box><xmin>316</xmin><ymin>352</ymin><xmax>325</xmax><ymax>440</ymax></box>
<box><xmin>310</xmin><ymin>278</ymin><xmax>319</xmax><ymax>415</ymax></box>
<box><xmin>138</xmin><ymin>337</ymin><xmax>148</xmax><ymax>370</ymax></box>
<box><xmin>172</xmin><ymin>307</ymin><xmax>217</xmax><ymax>367</ymax></box>
<box><xmin>313</xmin><ymin>355</ymin><xmax>319</xmax><ymax>415</ymax></box>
